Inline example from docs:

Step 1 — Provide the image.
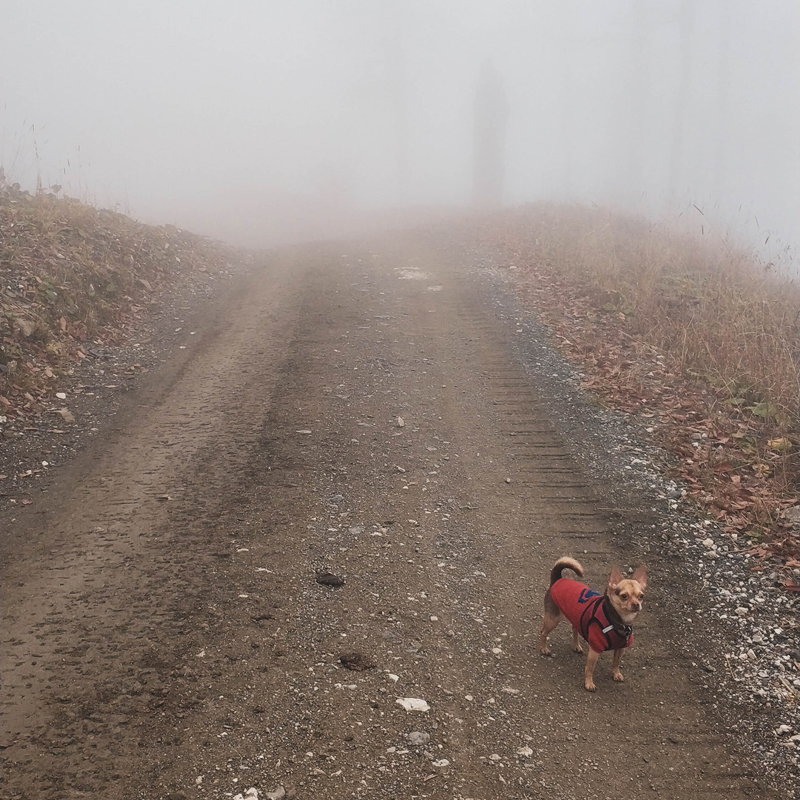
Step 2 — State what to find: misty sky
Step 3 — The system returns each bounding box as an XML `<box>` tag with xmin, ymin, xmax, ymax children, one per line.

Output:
<box><xmin>2</xmin><ymin>1</ymin><xmax>799</xmax><ymax>251</ymax></box>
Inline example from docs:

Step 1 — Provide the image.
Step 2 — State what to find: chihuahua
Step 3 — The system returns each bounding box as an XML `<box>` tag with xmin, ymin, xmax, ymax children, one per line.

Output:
<box><xmin>539</xmin><ymin>556</ymin><xmax>647</xmax><ymax>691</ymax></box>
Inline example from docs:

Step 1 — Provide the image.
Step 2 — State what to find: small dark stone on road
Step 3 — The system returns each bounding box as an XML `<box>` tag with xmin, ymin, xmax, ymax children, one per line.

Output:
<box><xmin>340</xmin><ymin>652</ymin><xmax>376</xmax><ymax>671</ymax></box>
<box><xmin>316</xmin><ymin>571</ymin><xmax>345</xmax><ymax>587</ymax></box>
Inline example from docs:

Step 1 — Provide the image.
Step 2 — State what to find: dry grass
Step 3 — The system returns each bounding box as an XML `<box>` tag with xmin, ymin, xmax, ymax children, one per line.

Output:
<box><xmin>464</xmin><ymin>203</ymin><xmax>800</xmax><ymax>575</ymax></box>
<box><xmin>492</xmin><ymin>203</ymin><xmax>800</xmax><ymax>430</ymax></box>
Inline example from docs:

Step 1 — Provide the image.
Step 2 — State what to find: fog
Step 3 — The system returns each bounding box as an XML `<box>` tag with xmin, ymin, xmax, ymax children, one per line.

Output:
<box><xmin>2</xmin><ymin>1</ymin><xmax>799</xmax><ymax>254</ymax></box>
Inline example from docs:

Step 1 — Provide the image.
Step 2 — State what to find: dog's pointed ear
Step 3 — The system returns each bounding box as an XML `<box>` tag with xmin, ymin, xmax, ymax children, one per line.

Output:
<box><xmin>608</xmin><ymin>564</ymin><xmax>623</xmax><ymax>590</ymax></box>
<box><xmin>631</xmin><ymin>565</ymin><xmax>647</xmax><ymax>589</ymax></box>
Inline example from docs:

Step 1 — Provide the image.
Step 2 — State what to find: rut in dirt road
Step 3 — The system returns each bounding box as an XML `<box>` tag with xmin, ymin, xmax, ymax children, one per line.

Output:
<box><xmin>1</xmin><ymin>236</ymin><xmax>785</xmax><ymax>800</ymax></box>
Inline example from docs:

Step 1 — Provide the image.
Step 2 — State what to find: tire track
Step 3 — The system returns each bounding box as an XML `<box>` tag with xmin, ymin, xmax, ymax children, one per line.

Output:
<box><xmin>0</xmin><ymin>256</ymin><xmax>307</xmax><ymax>797</ymax></box>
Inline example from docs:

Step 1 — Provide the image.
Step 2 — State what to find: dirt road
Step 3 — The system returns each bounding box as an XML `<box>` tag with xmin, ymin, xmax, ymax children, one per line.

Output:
<box><xmin>1</xmin><ymin>234</ymin><xmax>786</xmax><ymax>799</ymax></box>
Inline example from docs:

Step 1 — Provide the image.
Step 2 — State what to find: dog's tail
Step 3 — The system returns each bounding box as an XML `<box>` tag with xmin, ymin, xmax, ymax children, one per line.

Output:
<box><xmin>550</xmin><ymin>557</ymin><xmax>584</xmax><ymax>585</ymax></box>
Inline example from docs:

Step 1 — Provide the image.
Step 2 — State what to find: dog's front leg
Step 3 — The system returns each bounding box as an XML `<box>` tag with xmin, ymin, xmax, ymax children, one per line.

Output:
<box><xmin>571</xmin><ymin>627</ymin><xmax>583</xmax><ymax>653</ymax></box>
<box><xmin>612</xmin><ymin>648</ymin><xmax>624</xmax><ymax>682</ymax></box>
<box><xmin>584</xmin><ymin>647</ymin><xmax>602</xmax><ymax>691</ymax></box>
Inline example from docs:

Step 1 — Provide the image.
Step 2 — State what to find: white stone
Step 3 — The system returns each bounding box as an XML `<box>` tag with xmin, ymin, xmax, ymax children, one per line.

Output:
<box><xmin>396</xmin><ymin>697</ymin><xmax>430</xmax><ymax>712</ymax></box>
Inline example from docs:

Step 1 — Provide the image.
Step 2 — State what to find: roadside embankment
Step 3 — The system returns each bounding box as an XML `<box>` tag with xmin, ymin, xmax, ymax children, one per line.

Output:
<box><xmin>0</xmin><ymin>185</ymin><xmax>246</xmax><ymax>414</ymax></box>
<box><xmin>457</xmin><ymin>203</ymin><xmax>800</xmax><ymax>583</ymax></box>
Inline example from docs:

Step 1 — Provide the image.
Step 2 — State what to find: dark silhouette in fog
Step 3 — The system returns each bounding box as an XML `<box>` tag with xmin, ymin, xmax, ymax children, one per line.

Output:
<box><xmin>472</xmin><ymin>61</ymin><xmax>508</xmax><ymax>208</ymax></box>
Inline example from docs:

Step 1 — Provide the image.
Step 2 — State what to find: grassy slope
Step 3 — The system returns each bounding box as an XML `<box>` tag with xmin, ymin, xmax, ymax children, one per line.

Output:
<box><xmin>0</xmin><ymin>186</ymin><xmax>242</xmax><ymax>410</ymax></box>
<box><xmin>466</xmin><ymin>203</ymin><xmax>800</xmax><ymax>581</ymax></box>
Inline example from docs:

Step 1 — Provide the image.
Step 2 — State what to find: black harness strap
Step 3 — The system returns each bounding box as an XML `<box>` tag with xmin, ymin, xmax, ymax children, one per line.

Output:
<box><xmin>579</xmin><ymin>595</ymin><xmax>633</xmax><ymax>651</ymax></box>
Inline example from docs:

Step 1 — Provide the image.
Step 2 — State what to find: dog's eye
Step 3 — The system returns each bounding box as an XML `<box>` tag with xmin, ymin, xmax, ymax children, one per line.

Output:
<box><xmin>619</xmin><ymin>592</ymin><xmax>628</xmax><ymax>600</ymax></box>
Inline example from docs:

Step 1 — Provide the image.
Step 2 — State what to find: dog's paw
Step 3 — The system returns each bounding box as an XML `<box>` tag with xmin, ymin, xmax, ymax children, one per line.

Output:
<box><xmin>584</xmin><ymin>680</ymin><xmax>597</xmax><ymax>692</ymax></box>
<box><xmin>572</xmin><ymin>644</ymin><xmax>583</xmax><ymax>654</ymax></box>
<box><xmin>613</xmin><ymin>670</ymin><xmax>625</xmax><ymax>682</ymax></box>
<box><xmin>540</xmin><ymin>648</ymin><xmax>553</xmax><ymax>657</ymax></box>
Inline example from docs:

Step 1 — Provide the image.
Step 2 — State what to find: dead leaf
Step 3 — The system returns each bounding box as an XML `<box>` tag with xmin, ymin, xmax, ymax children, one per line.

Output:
<box><xmin>768</xmin><ymin>437</ymin><xmax>792</xmax><ymax>452</ymax></box>
<box><xmin>57</xmin><ymin>408</ymin><xmax>76</xmax><ymax>424</ymax></box>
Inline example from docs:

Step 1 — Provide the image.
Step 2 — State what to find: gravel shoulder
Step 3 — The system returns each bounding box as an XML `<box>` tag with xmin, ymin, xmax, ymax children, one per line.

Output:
<box><xmin>1</xmin><ymin>232</ymin><xmax>796</xmax><ymax>799</ymax></box>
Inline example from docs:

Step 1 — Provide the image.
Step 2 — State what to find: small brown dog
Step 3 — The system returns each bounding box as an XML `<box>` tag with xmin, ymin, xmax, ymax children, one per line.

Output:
<box><xmin>539</xmin><ymin>556</ymin><xmax>646</xmax><ymax>691</ymax></box>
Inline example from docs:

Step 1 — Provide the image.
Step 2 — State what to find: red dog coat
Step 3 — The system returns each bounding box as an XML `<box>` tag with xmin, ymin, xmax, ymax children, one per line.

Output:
<box><xmin>550</xmin><ymin>578</ymin><xmax>633</xmax><ymax>652</ymax></box>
